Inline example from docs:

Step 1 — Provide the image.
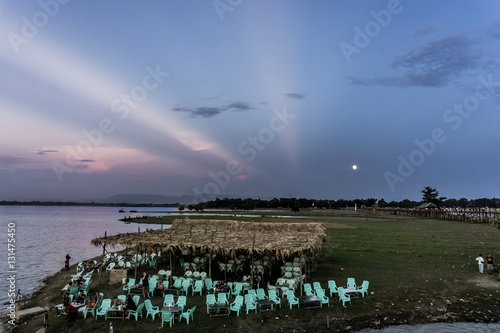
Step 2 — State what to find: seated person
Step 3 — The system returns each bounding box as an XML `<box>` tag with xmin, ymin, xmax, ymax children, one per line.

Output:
<box><xmin>75</xmin><ymin>291</ymin><xmax>86</xmax><ymax>304</ymax></box>
<box><xmin>154</xmin><ymin>281</ymin><xmax>164</xmax><ymax>297</ymax></box>
<box><xmin>92</xmin><ymin>291</ymin><xmax>102</xmax><ymax>306</ymax></box>
<box><xmin>61</xmin><ymin>281</ymin><xmax>73</xmax><ymax>292</ymax></box>
<box><xmin>124</xmin><ymin>295</ymin><xmax>137</xmax><ymax>319</ymax></box>
<box><xmin>222</xmin><ymin>282</ymin><xmax>230</xmax><ymax>293</ymax></box>
<box><xmin>214</xmin><ymin>281</ymin><xmax>222</xmax><ymax>293</ymax></box>
<box><xmin>61</xmin><ymin>291</ymin><xmax>70</xmax><ymax>305</ymax></box>
<box><xmin>113</xmin><ymin>296</ymin><xmax>123</xmax><ymax>308</ymax></box>
<box><xmin>242</xmin><ymin>274</ymin><xmax>251</xmax><ymax>282</ymax></box>
<box><xmin>76</xmin><ymin>278</ymin><xmax>86</xmax><ymax>290</ymax></box>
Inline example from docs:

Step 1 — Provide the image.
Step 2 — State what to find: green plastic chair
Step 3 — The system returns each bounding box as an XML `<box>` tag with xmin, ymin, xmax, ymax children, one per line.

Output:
<box><xmin>117</xmin><ymin>295</ymin><xmax>126</xmax><ymax>303</ymax></box>
<box><xmin>144</xmin><ymin>299</ymin><xmax>160</xmax><ymax>320</ymax></box>
<box><xmin>328</xmin><ymin>280</ymin><xmax>338</xmax><ymax>297</ymax></box>
<box><xmin>303</xmin><ymin>283</ymin><xmax>314</xmax><ymax>296</ymax></box>
<box><xmin>244</xmin><ymin>294</ymin><xmax>257</xmax><ymax>314</ymax></box>
<box><xmin>172</xmin><ymin>278</ymin><xmax>182</xmax><ymax>292</ymax></box>
<box><xmin>181</xmin><ymin>279</ymin><xmax>191</xmax><ymax>295</ymax></box>
<box><xmin>95</xmin><ymin>299</ymin><xmax>111</xmax><ymax>320</ymax></box>
<box><xmin>82</xmin><ymin>304</ymin><xmax>97</xmax><ymax>319</ymax></box>
<box><xmin>256</xmin><ymin>288</ymin><xmax>267</xmax><ymax>300</ymax></box>
<box><xmin>163</xmin><ymin>294</ymin><xmax>175</xmax><ymax>307</ymax></box>
<box><xmin>357</xmin><ymin>280</ymin><xmax>369</xmax><ymax>297</ymax></box>
<box><xmin>204</xmin><ymin>278</ymin><xmax>213</xmax><ymax>290</ymax></box>
<box><xmin>268</xmin><ymin>289</ymin><xmax>281</xmax><ymax>308</ymax></box>
<box><xmin>128</xmin><ymin>302</ymin><xmax>144</xmax><ymax>321</ymax></box>
<box><xmin>176</xmin><ymin>295</ymin><xmax>187</xmax><ymax>311</ymax></box>
<box><xmin>248</xmin><ymin>289</ymin><xmax>257</xmax><ymax>301</ymax></box>
<box><xmin>161</xmin><ymin>310</ymin><xmax>174</xmax><ymax>327</ymax></box>
<box><xmin>313</xmin><ymin>282</ymin><xmax>324</xmax><ymax>295</ymax></box>
<box><xmin>316</xmin><ymin>289</ymin><xmax>330</xmax><ymax>307</ymax></box>
<box><xmin>123</xmin><ymin>278</ymin><xmax>135</xmax><ymax>294</ymax></box>
<box><xmin>179</xmin><ymin>305</ymin><xmax>196</xmax><ymax>324</ymax></box>
<box><xmin>230</xmin><ymin>296</ymin><xmax>243</xmax><ymax>316</ymax></box>
<box><xmin>192</xmin><ymin>280</ymin><xmax>203</xmax><ymax>296</ymax></box>
<box><xmin>337</xmin><ymin>287</ymin><xmax>351</xmax><ymax>306</ymax></box>
<box><xmin>347</xmin><ymin>278</ymin><xmax>357</xmax><ymax>289</ymax></box>
<box><xmin>68</xmin><ymin>286</ymin><xmax>79</xmax><ymax>302</ymax></box>
<box><xmin>286</xmin><ymin>290</ymin><xmax>299</xmax><ymax>309</ymax></box>
<box><xmin>206</xmin><ymin>294</ymin><xmax>216</xmax><ymax>314</ymax></box>
<box><xmin>232</xmin><ymin>282</ymin><xmax>243</xmax><ymax>296</ymax></box>
<box><xmin>217</xmin><ymin>292</ymin><xmax>228</xmax><ymax>305</ymax></box>
<box><xmin>132</xmin><ymin>295</ymin><xmax>140</xmax><ymax>306</ymax></box>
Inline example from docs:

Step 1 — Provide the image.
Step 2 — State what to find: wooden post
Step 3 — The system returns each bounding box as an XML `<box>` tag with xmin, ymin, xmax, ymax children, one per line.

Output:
<box><xmin>134</xmin><ymin>245</ymin><xmax>139</xmax><ymax>282</ymax></box>
<box><xmin>209</xmin><ymin>254</ymin><xmax>212</xmax><ymax>279</ymax></box>
<box><xmin>251</xmin><ymin>253</ymin><xmax>254</xmax><ymax>289</ymax></box>
<box><xmin>299</xmin><ymin>253</ymin><xmax>303</xmax><ymax>296</ymax></box>
<box><xmin>169</xmin><ymin>251</ymin><xmax>173</xmax><ymax>286</ymax></box>
<box><xmin>98</xmin><ymin>231</ymin><xmax>106</xmax><ymax>285</ymax></box>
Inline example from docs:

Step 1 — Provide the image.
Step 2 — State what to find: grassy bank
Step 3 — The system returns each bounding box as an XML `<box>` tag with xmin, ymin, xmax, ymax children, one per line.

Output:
<box><xmin>13</xmin><ymin>212</ymin><xmax>500</xmax><ymax>332</ymax></box>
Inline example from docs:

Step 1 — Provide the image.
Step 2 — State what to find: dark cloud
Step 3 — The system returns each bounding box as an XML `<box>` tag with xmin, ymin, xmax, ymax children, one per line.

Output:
<box><xmin>347</xmin><ymin>33</ymin><xmax>484</xmax><ymax>88</ymax></box>
<box><xmin>286</xmin><ymin>93</ymin><xmax>306</xmax><ymax>100</ymax></box>
<box><xmin>226</xmin><ymin>102</ymin><xmax>253</xmax><ymax>111</ymax></box>
<box><xmin>79</xmin><ymin>159</ymin><xmax>95</xmax><ymax>163</ymax></box>
<box><xmin>414</xmin><ymin>26</ymin><xmax>438</xmax><ymax>37</ymax></box>
<box><xmin>191</xmin><ymin>107</ymin><xmax>223</xmax><ymax>118</ymax></box>
<box><xmin>37</xmin><ymin>149</ymin><xmax>58</xmax><ymax>155</ymax></box>
<box><xmin>172</xmin><ymin>101</ymin><xmax>253</xmax><ymax>118</ymax></box>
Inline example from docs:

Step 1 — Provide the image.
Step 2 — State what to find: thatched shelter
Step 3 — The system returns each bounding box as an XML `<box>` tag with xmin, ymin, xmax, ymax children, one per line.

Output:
<box><xmin>91</xmin><ymin>219</ymin><xmax>326</xmax><ymax>259</ymax></box>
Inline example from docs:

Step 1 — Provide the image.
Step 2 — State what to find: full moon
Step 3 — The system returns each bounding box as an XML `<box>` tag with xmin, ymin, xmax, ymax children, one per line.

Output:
<box><xmin>352</xmin><ymin>165</ymin><xmax>357</xmax><ymax>170</ymax></box>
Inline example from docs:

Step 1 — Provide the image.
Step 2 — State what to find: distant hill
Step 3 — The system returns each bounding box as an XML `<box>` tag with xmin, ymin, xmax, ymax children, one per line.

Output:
<box><xmin>101</xmin><ymin>193</ymin><xmax>241</xmax><ymax>204</ymax></box>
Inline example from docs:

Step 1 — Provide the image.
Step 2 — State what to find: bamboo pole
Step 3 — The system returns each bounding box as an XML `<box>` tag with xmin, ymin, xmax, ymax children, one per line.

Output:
<box><xmin>134</xmin><ymin>245</ymin><xmax>139</xmax><ymax>282</ymax></box>
<box><xmin>209</xmin><ymin>254</ymin><xmax>212</xmax><ymax>279</ymax></box>
<box><xmin>169</xmin><ymin>251</ymin><xmax>173</xmax><ymax>286</ymax></box>
<box><xmin>299</xmin><ymin>253</ymin><xmax>303</xmax><ymax>296</ymax></box>
<box><xmin>251</xmin><ymin>253</ymin><xmax>254</xmax><ymax>289</ymax></box>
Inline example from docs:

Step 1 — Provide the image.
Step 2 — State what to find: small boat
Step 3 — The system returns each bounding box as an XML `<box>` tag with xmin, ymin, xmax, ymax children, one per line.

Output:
<box><xmin>119</xmin><ymin>209</ymin><xmax>125</xmax><ymax>213</ymax></box>
<box><xmin>130</xmin><ymin>210</ymin><xmax>137</xmax><ymax>213</ymax></box>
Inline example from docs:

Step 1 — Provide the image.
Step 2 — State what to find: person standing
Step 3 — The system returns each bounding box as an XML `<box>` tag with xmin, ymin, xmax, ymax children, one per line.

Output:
<box><xmin>63</xmin><ymin>302</ymin><xmax>78</xmax><ymax>332</ymax></box>
<box><xmin>486</xmin><ymin>253</ymin><xmax>494</xmax><ymax>274</ymax></box>
<box><xmin>476</xmin><ymin>254</ymin><xmax>484</xmax><ymax>274</ymax></box>
<box><xmin>142</xmin><ymin>272</ymin><xmax>150</xmax><ymax>298</ymax></box>
<box><xmin>65</xmin><ymin>254</ymin><xmax>71</xmax><ymax>270</ymax></box>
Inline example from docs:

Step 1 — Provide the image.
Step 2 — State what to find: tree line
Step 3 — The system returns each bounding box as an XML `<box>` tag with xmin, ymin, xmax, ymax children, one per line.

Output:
<box><xmin>197</xmin><ymin>195</ymin><xmax>500</xmax><ymax>211</ymax></box>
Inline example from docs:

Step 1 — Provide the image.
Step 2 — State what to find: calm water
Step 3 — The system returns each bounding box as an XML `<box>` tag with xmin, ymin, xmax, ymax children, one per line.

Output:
<box><xmin>0</xmin><ymin>205</ymin><xmax>171</xmax><ymax>313</ymax></box>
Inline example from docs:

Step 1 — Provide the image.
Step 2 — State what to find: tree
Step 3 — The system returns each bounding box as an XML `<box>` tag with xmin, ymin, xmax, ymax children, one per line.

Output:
<box><xmin>421</xmin><ymin>186</ymin><xmax>441</xmax><ymax>206</ymax></box>
<box><xmin>377</xmin><ymin>198</ymin><xmax>388</xmax><ymax>208</ymax></box>
<box><xmin>178</xmin><ymin>204</ymin><xmax>185</xmax><ymax>211</ymax></box>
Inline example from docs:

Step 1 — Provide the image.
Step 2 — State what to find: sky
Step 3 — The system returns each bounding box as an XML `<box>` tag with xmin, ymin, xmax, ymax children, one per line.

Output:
<box><xmin>1</xmin><ymin>0</ymin><xmax>499</xmax><ymax>203</ymax></box>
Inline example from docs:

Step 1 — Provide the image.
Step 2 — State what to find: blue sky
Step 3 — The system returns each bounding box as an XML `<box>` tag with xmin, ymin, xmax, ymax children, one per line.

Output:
<box><xmin>1</xmin><ymin>0</ymin><xmax>499</xmax><ymax>202</ymax></box>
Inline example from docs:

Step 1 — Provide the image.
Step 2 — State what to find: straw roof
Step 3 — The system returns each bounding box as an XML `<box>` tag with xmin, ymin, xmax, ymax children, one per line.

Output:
<box><xmin>91</xmin><ymin>219</ymin><xmax>326</xmax><ymax>259</ymax></box>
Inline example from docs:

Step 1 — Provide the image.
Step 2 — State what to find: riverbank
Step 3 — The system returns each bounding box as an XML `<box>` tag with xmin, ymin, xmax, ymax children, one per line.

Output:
<box><xmin>9</xmin><ymin>212</ymin><xmax>500</xmax><ymax>332</ymax></box>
